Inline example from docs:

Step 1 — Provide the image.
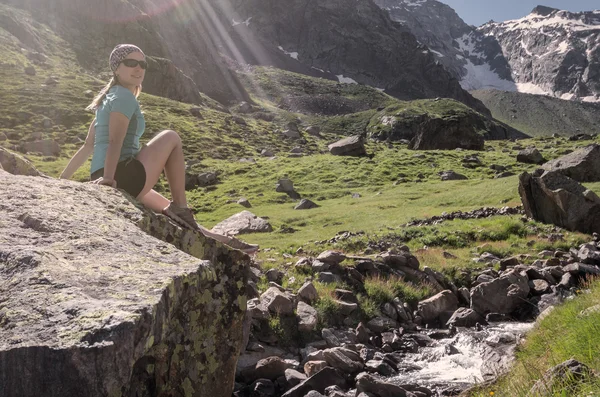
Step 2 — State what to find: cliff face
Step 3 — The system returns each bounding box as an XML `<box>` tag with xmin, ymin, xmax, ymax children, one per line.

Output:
<box><xmin>0</xmin><ymin>169</ymin><xmax>250</xmax><ymax>397</ymax></box>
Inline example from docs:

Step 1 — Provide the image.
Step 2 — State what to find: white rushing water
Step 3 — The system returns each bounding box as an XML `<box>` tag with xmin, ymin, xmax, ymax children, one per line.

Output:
<box><xmin>390</xmin><ymin>322</ymin><xmax>534</xmax><ymax>390</ymax></box>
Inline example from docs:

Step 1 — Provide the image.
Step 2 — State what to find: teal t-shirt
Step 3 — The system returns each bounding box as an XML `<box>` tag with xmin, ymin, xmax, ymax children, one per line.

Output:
<box><xmin>90</xmin><ymin>85</ymin><xmax>146</xmax><ymax>175</ymax></box>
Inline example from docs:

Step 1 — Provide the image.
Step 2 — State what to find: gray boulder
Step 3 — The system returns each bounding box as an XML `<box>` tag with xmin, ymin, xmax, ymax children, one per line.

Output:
<box><xmin>529</xmin><ymin>359</ymin><xmax>595</xmax><ymax>396</ymax></box>
<box><xmin>439</xmin><ymin>170</ymin><xmax>468</xmax><ymax>181</ymax></box>
<box><xmin>0</xmin><ymin>147</ymin><xmax>44</xmax><ymax>176</ymax></box>
<box><xmin>519</xmin><ymin>170</ymin><xmax>600</xmax><ymax>235</ymax></box>
<box><xmin>355</xmin><ymin>372</ymin><xmax>411</xmax><ymax>397</ymax></box>
<box><xmin>211</xmin><ymin>210</ymin><xmax>273</xmax><ymax>235</ymax></box>
<box><xmin>0</xmin><ymin>172</ymin><xmax>249</xmax><ymax>397</ymax></box>
<box><xmin>260</xmin><ymin>287</ymin><xmax>295</xmax><ymax>315</ymax></box>
<box><xmin>323</xmin><ymin>347</ymin><xmax>364</xmax><ymax>373</ymax></box>
<box><xmin>297</xmin><ymin>301</ymin><xmax>318</xmax><ymax>332</ymax></box>
<box><xmin>294</xmin><ymin>199</ymin><xmax>319</xmax><ymax>210</ymax></box>
<box><xmin>517</xmin><ymin>147</ymin><xmax>545</xmax><ymax>164</ymax></box>
<box><xmin>328</xmin><ymin>135</ymin><xmax>367</xmax><ymax>156</ymax></box>
<box><xmin>446</xmin><ymin>307</ymin><xmax>486</xmax><ymax>327</ymax></box>
<box><xmin>542</xmin><ymin>144</ymin><xmax>600</xmax><ymax>182</ymax></box>
<box><xmin>22</xmin><ymin>139</ymin><xmax>60</xmax><ymax>156</ymax></box>
<box><xmin>281</xmin><ymin>367</ymin><xmax>346</xmax><ymax>397</ymax></box>
<box><xmin>471</xmin><ymin>270</ymin><xmax>530</xmax><ymax>315</ymax></box>
<box><xmin>417</xmin><ymin>290</ymin><xmax>458</xmax><ymax>324</ymax></box>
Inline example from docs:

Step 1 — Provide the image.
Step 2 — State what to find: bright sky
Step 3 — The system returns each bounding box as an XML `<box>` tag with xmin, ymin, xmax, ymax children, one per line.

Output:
<box><xmin>438</xmin><ymin>0</ymin><xmax>599</xmax><ymax>26</ymax></box>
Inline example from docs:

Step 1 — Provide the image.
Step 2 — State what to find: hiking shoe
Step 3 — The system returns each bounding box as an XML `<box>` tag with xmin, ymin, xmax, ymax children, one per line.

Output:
<box><xmin>162</xmin><ymin>202</ymin><xmax>201</xmax><ymax>231</ymax></box>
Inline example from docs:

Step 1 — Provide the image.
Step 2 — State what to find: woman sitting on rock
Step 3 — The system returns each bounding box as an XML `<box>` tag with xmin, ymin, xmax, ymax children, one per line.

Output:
<box><xmin>60</xmin><ymin>44</ymin><xmax>257</xmax><ymax>254</ymax></box>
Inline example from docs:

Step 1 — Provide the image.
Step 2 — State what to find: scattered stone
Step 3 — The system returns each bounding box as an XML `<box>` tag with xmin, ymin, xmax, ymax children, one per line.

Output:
<box><xmin>0</xmin><ymin>147</ymin><xmax>43</xmax><ymax>176</ymax></box>
<box><xmin>261</xmin><ymin>149</ymin><xmax>275</xmax><ymax>157</ymax></box>
<box><xmin>297</xmin><ymin>301</ymin><xmax>318</xmax><ymax>332</ymax></box>
<box><xmin>366</xmin><ymin>317</ymin><xmax>398</xmax><ymax>333</ymax></box>
<box><xmin>260</xmin><ymin>287</ymin><xmax>295</xmax><ymax>315</ymax></box>
<box><xmin>24</xmin><ymin>65</ymin><xmax>36</xmax><ymax>76</ymax></box>
<box><xmin>305</xmin><ymin>126</ymin><xmax>321</xmax><ymax>136</ymax></box>
<box><xmin>295</xmin><ymin>199</ymin><xmax>319</xmax><ymax>210</ymax></box>
<box><xmin>318</xmin><ymin>272</ymin><xmax>340</xmax><ymax>284</ymax></box>
<box><xmin>276</xmin><ymin>178</ymin><xmax>295</xmax><ymax>193</ymax></box>
<box><xmin>265</xmin><ymin>269</ymin><xmax>284</xmax><ymax>283</ymax></box>
<box><xmin>211</xmin><ymin>211</ymin><xmax>273</xmax><ymax>235</ymax></box>
<box><xmin>328</xmin><ymin>135</ymin><xmax>367</xmax><ymax>156</ymax></box>
<box><xmin>240</xmin><ymin>356</ymin><xmax>288</xmax><ymax>383</ymax></box>
<box><xmin>439</xmin><ymin>170</ymin><xmax>468</xmax><ymax>181</ymax></box>
<box><xmin>237</xmin><ymin>197</ymin><xmax>252</xmax><ymax>208</ymax></box>
<box><xmin>317</xmin><ymin>250</ymin><xmax>346</xmax><ymax>265</ymax></box>
<box><xmin>22</xmin><ymin>139</ymin><xmax>60</xmax><ymax>156</ymax></box>
<box><xmin>303</xmin><ymin>361</ymin><xmax>328</xmax><ymax>378</ymax></box>
<box><xmin>529</xmin><ymin>279</ymin><xmax>550</xmax><ymax>295</ymax></box>
<box><xmin>298</xmin><ymin>281</ymin><xmax>318</xmax><ymax>303</ymax></box>
<box><xmin>323</xmin><ymin>347</ymin><xmax>364</xmax><ymax>373</ymax></box>
<box><xmin>284</xmin><ymin>368</ymin><xmax>306</xmax><ymax>388</ymax></box>
<box><xmin>282</xmin><ymin>367</ymin><xmax>346</xmax><ymax>397</ymax></box>
<box><xmin>517</xmin><ymin>147</ymin><xmax>545</xmax><ymax>164</ymax></box>
<box><xmin>283</xmin><ymin>129</ymin><xmax>301</xmax><ymax>138</ymax></box>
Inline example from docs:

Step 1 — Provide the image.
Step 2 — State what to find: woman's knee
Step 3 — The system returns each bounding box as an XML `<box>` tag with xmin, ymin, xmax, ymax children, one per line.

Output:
<box><xmin>154</xmin><ymin>129</ymin><xmax>181</xmax><ymax>146</ymax></box>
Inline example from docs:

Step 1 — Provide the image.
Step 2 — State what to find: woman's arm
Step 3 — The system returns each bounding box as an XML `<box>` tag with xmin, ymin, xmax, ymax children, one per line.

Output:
<box><xmin>97</xmin><ymin>112</ymin><xmax>129</xmax><ymax>185</ymax></box>
<box><xmin>60</xmin><ymin>119</ymin><xmax>96</xmax><ymax>179</ymax></box>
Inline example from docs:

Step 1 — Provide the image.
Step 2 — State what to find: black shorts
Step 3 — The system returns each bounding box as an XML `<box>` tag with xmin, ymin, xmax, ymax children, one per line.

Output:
<box><xmin>90</xmin><ymin>157</ymin><xmax>147</xmax><ymax>198</ymax></box>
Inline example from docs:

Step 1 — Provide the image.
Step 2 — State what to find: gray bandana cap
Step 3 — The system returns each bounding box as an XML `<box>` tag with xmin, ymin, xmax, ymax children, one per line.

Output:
<box><xmin>109</xmin><ymin>44</ymin><xmax>145</xmax><ymax>72</ymax></box>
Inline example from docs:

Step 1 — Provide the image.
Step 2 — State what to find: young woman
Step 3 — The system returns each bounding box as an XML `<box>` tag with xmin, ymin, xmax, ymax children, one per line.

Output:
<box><xmin>61</xmin><ymin>44</ymin><xmax>258</xmax><ymax>254</ymax></box>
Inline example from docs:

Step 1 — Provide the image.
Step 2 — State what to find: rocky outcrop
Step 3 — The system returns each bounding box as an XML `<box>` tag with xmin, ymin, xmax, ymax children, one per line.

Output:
<box><xmin>143</xmin><ymin>56</ymin><xmax>204</xmax><ymax>104</ymax></box>
<box><xmin>408</xmin><ymin>116</ymin><xmax>484</xmax><ymax>150</ymax></box>
<box><xmin>519</xmin><ymin>169</ymin><xmax>600</xmax><ymax>234</ymax></box>
<box><xmin>470</xmin><ymin>270</ymin><xmax>530</xmax><ymax>315</ymax></box>
<box><xmin>0</xmin><ymin>170</ymin><xmax>250</xmax><ymax>397</ymax></box>
<box><xmin>542</xmin><ymin>144</ymin><xmax>600</xmax><ymax>182</ymax></box>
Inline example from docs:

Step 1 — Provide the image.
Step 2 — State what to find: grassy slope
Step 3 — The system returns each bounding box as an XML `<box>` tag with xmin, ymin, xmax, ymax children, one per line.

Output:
<box><xmin>471</xmin><ymin>89</ymin><xmax>600</xmax><ymax>138</ymax></box>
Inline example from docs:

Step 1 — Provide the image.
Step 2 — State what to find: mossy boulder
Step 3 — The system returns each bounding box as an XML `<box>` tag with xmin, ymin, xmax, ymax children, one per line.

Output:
<box><xmin>0</xmin><ymin>171</ymin><xmax>250</xmax><ymax>397</ymax></box>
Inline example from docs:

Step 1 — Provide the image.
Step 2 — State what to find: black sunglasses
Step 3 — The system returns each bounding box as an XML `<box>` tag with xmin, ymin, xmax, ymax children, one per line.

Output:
<box><xmin>120</xmin><ymin>59</ymin><xmax>148</xmax><ymax>69</ymax></box>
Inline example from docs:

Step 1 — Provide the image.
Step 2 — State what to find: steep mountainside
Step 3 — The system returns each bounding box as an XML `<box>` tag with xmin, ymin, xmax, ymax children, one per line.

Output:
<box><xmin>471</xmin><ymin>89</ymin><xmax>600</xmax><ymax>137</ymax></box>
<box><xmin>376</xmin><ymin>1</ymin><xmax>600</xmax><ymax>103</ymax></box>
<box><xmin>219</xmin><ymin>0</ymin><xmax>489</xmax><ymax>114</ymax></box>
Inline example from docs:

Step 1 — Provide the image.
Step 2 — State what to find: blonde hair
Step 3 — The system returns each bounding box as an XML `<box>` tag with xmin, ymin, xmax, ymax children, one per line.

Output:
<box><xmin>86</xmin><ymin>75</ymin><xmax>142</xmax><ymax>111</ymax></box>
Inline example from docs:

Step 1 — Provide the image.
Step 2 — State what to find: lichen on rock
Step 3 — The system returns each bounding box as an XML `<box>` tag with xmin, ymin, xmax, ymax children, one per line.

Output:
<box><xmin>0</xmin><ymin>172</ymin><xmax>250</xmax><ymax>397</ymax></box>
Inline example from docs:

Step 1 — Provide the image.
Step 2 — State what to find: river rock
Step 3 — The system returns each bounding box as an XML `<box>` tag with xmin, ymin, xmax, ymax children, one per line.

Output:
<box><xmin>282</xmin><ymin>367</ymin><xmax>346</xmax><ymax>397</ymax></box>
<box><xmin>240</xmin><ymin>356</ymin><xmax>288</xmax><ymax>383</ymax></box>
<box><xmin>284</xmin><ymin>368</ymin><xmax>306</xmax><ymax>387</ymax></box>
<box><xmin>211</xmin><ymin>210</ymin><xmax>273</xmax><ymax>235</ymax></box>
<box><xmin>367</xmin><ymin>317</ymin><xmax>399</xmax><ymax>333</ymax></box>
<box><xmin>542</xmin><ymin>144</ymin><xmax>600</xmax><ymax>182</ymax></box>
<box><xmin>563</xmin><ymin>262</ymin><xmax>600</xmax><ymax>277</ymax></box>
<box><xmin>323</xmin><ymin>347</ymin><xmax>364</xmax><ymax>373</ymax></box>
<box><xmin>446</xmin><ymin>307</ymin><xmax>486</xmax><ymax>328</ymax></box>
<box><xmin>0</xmin><ymin>172</ymin><xmax>249</xmax><ymax>397</ymax></box>
<box><xmin>519</xmin><ymin>170</ymin><xmax>600</xmax><ymax>235</ymax></box>
<box><xmin>418</xmin><ymin>290</ymin><xmax>458</xmax><ymax>324</ymax></box>
<box><xmin>328</xmin><ymin>135</ymin><xmax>367</xmax><ymax>156</ymax></box>
<box><xmin>471</xmin><ymin>270</ymin><xmax>530</xmax><ymax>315</ymax></box>
<box><xmin>355</xmin><ymin>372</ymin><xmax>411</xmax><ymax>397</ymax></box>
<box><xmin>529</xmin><ymin>279</ymin><xmax>550</xmax><ymax>295</ymax></box>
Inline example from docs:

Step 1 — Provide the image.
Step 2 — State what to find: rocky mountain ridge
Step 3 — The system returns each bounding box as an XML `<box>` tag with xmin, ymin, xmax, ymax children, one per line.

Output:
<box><xmin>376</xmin><ymin>1</ymin><xmax>600</xmax><ymax>103</ymax></box>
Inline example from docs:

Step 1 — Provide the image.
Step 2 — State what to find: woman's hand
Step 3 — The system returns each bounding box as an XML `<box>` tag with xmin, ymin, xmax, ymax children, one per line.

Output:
<box><xmin>90</xmin><ymin>177</ymin><xmax>117</xmax><ymax>188</ymax></box>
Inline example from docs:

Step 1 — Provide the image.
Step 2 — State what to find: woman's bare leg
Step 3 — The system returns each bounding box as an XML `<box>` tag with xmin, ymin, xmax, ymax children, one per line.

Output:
<box><xmin>135</xmin><ymin>130</ymin><xmax>187</xmax><ymax>206</ymax></box>
<box><xmin>139</xmin><ymin>189</ymin><xmax>171</xmax><ymax>213</ymax></box>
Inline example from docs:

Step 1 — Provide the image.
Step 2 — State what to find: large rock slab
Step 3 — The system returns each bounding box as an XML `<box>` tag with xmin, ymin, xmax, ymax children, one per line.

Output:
<box><xmin>470</xmin><ymin>270</ymin><xmax>530</xmax><ymax>315</ymax></box>
<box><xmin>0</xmin><ymin>172</ymin><xmax>250</xmax><ymax>397</ymax></box>
<box><xmin>210</xmin><ymin>210</ymin><xmax>273</xmax><ymax>236</ymax></box>
<box><xmin>542</xmin><ymin>144</ymin><xmax>600</xmax><ymax>182</ymax></box>
<box><xmin>408</xmin><ymin>116</ymin><xmax>484</xmax><ymax>151</ymax></box>
<box><xmin>328</xmin><ymin>135</ymin><xmax>367</xmax><ymax>156</ymax></box>
<box><xmin>519</xmin><ymin>169</ymin><xmax>600</xmax><ymax>235</ymax></box>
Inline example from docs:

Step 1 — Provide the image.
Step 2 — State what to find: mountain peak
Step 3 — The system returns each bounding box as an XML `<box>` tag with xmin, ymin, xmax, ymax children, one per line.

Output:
<box><xmin>530</xmin><ymin>5</ymin><xmax>559</xmax><ymax>16</ymax></box>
